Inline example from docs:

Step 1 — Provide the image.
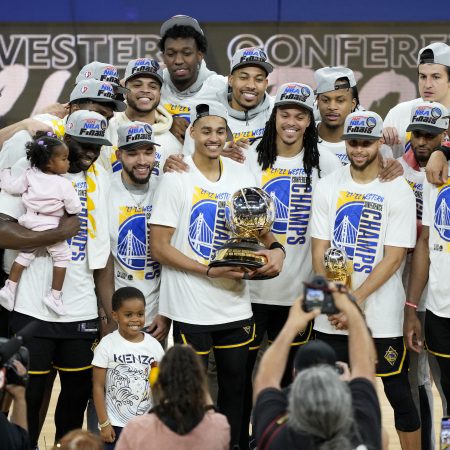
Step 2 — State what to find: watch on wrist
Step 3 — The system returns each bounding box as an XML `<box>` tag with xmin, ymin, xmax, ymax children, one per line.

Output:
<box><xmin>269</xmin><ymin>241</ymin><xmax>286</xmax><ymax>256</ymax></box>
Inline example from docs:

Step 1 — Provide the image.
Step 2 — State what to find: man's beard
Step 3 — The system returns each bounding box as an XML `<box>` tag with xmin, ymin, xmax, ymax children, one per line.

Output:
<box><xmin>122</xmin><ymin>164</ymin><xmax>152</xmax><ymax>184</ymax></box>
<box><xmin>349</xmin><ymin>152</ymin><xmax>378</xmax><ymax>171</ymax></box>
<box><xmin>126</xmin><ymin>96</ymin><xmax>158</xmax><ymax>114</ymax></box>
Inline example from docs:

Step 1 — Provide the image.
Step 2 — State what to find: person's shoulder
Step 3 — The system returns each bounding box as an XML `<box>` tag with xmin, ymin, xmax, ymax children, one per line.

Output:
<box><xmin>203</xmin><ymin>73</ymin><xmax>228</xmax><ymax>89</ymax></box>
<box><xmin>318</xmin><ymin>163</ymin><xmax>347</xmax><ymax>185</ymax></box>
<box><xmin>202</xmin><ymin>408</ymin><xmax>230</xmax><ymax>429</ymax></box>
<box><xmin>143</xmin><ymin>332</ymin><xmax>164</xmax><ymax>350</ymax></box>
<box><xmin>385</xmin><ymin>98</ymin><xmax>421</xmax><ymax>118</ymax></box>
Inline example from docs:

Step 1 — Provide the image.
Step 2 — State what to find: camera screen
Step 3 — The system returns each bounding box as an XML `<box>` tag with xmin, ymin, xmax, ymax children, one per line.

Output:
<box><xmin>441</xmin><ymin>417</ymin><xmax>450</xmax><ymax>449</ymax></box>
<box><xmin>306</xmin><ymin>288</ymin><xmax>324</xmax><ymax>303</ymax></box>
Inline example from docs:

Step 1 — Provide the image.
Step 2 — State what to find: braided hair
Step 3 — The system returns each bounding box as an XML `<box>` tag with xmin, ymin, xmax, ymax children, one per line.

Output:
<box><xmin>25</xmin><ymin>131</ymin><xmax>66</xmax><ymax>171</ymax></box>
<box><xmin>255</xmin><ymin>106</ymin><xmax>321</xmax><ymax>188</ymax></box>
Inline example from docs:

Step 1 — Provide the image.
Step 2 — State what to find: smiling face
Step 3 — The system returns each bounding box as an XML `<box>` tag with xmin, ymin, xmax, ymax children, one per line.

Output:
<box><xmin>275</xmin><ymin>105</ymin><xmax>312</xmax><ymax>147</ymax></box>
<box><xmin>116</xmin><ymin>144</ymin><xmax>156</xmax><ymax>185</ymax></box>
<box><xmin>228</xmin><ymin>66</ymin><xmax>268</xmax><ymax>111</ymax></box>
<box><xmin>317</xmin><ymin>87</ymin><xmax>356</xmax><ymax>130</ymax></box>
<box><xmin>345</xmin><ymin>139</ymin><xmax>381</xmax><ymax>171</ymax></box>
<box><xmin>112</xmin><ymin>297</ymin><xmax>146</xmax><ymax>342</ymax></box>
<box><xmin>190</xmin><ymin>115</ymin><xmax>227</xmax><ymax>161</ymax></box>
<box><xmin>162</xmin><ymin>37</ymin><xmax>203</xmax><ymax>91</ymax></box>
<box><xmin>66</xmin><ymin>137</ymin><xmax>102</xmax><ymax>173</ymax></box>
<box><xmin>125</xmin><ymin>75</ymin><xmax>161</xmax><ymax>114</ymax></box>
<box><xmin>418</xmin><ymin>64</ymin><xmax>450</xmax><ymax>103</ymax></box>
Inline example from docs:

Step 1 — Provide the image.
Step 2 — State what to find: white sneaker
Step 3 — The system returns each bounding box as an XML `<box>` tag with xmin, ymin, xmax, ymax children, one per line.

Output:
<box><xmin>0</xmin><ymin>280</ymin><xmax>16</xmax><ymax>311</ymax></box>
<box><xmin>44</xmin><ymin>291</ymin><xmax>66</xmax><ymax>316</ymax></box>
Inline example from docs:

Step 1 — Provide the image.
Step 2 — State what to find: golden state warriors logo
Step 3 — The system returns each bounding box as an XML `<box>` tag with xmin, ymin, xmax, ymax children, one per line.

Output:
<box><xmin>435</xmin><ymin>184</ymin><xmax>450</xmax><ymax>242</ymax></box>
<box><xmin>117</xmin><ymin>206</ymin><xmax>160</xmax><ymax>280</ymax></box>
<box><xmin>261</xmin><ymin>168</ymin><xmax>312</xmax><ymax>246</ymax></box>
<box><xmin>188</xmin><ymin>187</ymin><xmax>231</xmax><ymax>263</ymax></box>
<box><xmin>333</xmin><ymin>192</ymin><xmax>384</xmax><ymax>273</ymax></box>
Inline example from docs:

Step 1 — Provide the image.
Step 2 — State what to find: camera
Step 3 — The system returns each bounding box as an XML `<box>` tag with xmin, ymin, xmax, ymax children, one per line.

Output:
<box><xmin>0</xmin><ymin>339</ymin><xmax>29</xmax><ymax>387</ymax></box>
<box><xmin>303</xmin><ymin>275</ymin><xmax>339</xmax><ymax>315</ymax></box>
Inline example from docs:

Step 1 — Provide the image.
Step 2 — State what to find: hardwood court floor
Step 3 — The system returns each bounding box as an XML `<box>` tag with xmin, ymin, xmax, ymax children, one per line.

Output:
<box><xmin>38</xmin><ymin>376</ymin><xmax>444</xmax><ymax>449</ymax></box>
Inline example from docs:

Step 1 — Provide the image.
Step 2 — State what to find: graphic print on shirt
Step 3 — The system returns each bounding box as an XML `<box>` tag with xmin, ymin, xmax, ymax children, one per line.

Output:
<box><xmin>68</xmin><ymin>180</ymin><xmax>88</xmax><ymax>262</ymax></box>
<box><xmin>117</xmin><ymin>206</ymin><xmax>160</xmax><ymax>281</ymax></box>
<box><xmin>434</xmin><ymin>182</ymin><xmax>450</xmax><ymax>245</ymax></box>
<box><xmin>335</xmin><ymin>152</ymin><xmax>349</xmax><ymax>165</ymax></box>
<box><xmin>333</xmin><ymin>191</ymin><xmax>384</xmax><ymax>273</ymax></box>
<box><xmin>261</xmin><ymin>168</ymin><xmax>312</xmax><ymax>245</ymax></box>
<box><xmin>233</xmin><ymin>128</ymin><xmax>265</xmax><ymax>144</ymax></box>
<box><xmin>106</xmin><ymin>362</ymin><xmax>152</xmax><ymax>423</ymax></box>
<box><xmin>188</xmin><ymin>187</ymin><xmax>231</xmax><ymax>263</ymax></box>
<box><xmin>164</xmin><ymin>103</ymin><xmax>190</xmax><ymax>122</ymax></box>
<box><xmin>405</xmin><ymin>178</ymin><xmax>423</xmax><ymax>221</ymax></box>
<box><xmin>110</xmin><ymin>148</ymin><xmax>163</xmax><ymax>177</ymax></box>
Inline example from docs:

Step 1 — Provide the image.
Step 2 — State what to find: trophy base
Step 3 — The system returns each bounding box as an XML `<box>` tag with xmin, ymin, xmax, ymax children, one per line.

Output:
<box><xmin>209</xmin><ymin>238</ymin><xmax>277</xmax><ymax>280</ymax></box>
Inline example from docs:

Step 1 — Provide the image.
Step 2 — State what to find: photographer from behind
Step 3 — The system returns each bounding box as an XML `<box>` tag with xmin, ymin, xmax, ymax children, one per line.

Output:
<box><xmin>252</xmin><ymin>282</ymin><xmax>381</xmax><ymax>450</ymax></box>
<box><xmin>0</xmin><ymin>360</ymin><xmax>29</xmax><ymax>450</ymax></box>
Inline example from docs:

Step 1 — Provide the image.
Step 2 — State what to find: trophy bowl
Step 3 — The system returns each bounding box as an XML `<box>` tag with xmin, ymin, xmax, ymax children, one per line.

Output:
<box><xmin>209</xmin><ymin>187</ymin><xmax>276</xmax><ymax>279</ymax></box>
<box><xmin>324</xmin><ymin>247</ymin><xmax>352</xmax><ymax>287</ymax></box>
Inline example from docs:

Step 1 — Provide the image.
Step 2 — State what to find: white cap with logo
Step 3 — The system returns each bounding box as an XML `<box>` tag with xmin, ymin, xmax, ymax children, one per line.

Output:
<box><xmin>65</xmin><ymin>110</ymin><xmax>112</xmax><ymax>146</ymax></box>
<box><xmin>274</xmin><ymin>83</ymin><xmax>315</xmax><ymax>112</ymax></box>
<box><xmin>117</xmin><ymin>122</ymin><xmax>160</xmax><ymax>150</ymax></box>
<box><xmin>406</xmin><ymin>101</ymin><xmax>449</xmax><ymax>134</ymax></box>
<box><xmin>314</xmin><ymin>66</ymin><xmax>357</xmax><ymax>94</ymax></box>
<box><xmin>230</xmin><ymin>47</ymin><xmax>273</xmax><ymax>75</ymax></box>
<box><xmin>341</xmin><ymin>111</ymin><xmax>383</xmax><ymax>141</ymax></box>
<box><xmin>417</xmin><ymin>42</ymin><xmax>450</xmax><ymax>67</ymax></box>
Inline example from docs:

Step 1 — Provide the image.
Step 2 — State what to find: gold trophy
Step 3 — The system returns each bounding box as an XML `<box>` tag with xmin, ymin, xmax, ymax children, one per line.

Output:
<box><xmin>324</xmin><ymin>247</ymin><xmax>352</xmax><ymax>287</ymax></box>
<box><xmin>209</xmin><ymin>187</ymin><xmax>276</xmax><ymax>279</ymax></box>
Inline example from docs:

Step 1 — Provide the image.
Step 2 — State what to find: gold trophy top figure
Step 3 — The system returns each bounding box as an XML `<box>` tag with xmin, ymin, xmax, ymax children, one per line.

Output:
<box><xmin>324</xmin><ymin>247</ymin><xmax>352</xmax><ymax>287</ymax></box>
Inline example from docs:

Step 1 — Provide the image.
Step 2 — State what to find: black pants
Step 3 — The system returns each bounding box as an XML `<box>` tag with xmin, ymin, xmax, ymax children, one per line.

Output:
<box><xmin>241</xmin><ymin>304</ymin><xmax>313</xmax><ymax>449</ymax></box>
<box><xmin>173</xmin><ymin>320</ymin><xmax>253</xmax><ymax>449</ymax></box>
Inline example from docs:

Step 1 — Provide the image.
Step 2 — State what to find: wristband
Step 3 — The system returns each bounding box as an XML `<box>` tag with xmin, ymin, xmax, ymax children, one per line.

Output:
<box><xmin>269</xmin><ymin>241</ymin><xmax>286</xmax><ymax>256</ymax></box>
<box><xmin>405</xmin><ymin>301</ymin><xmax>418</xmax><ymax>309</ymax></box>
<box><xmin>98</xmin><ymin>419</ymin><xmax>111</xmax><ymax>430</ymax></box>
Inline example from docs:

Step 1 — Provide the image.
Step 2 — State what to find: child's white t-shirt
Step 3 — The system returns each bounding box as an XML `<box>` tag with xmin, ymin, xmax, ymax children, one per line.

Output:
<box><xmin>92</xmin><ymin>330</ymin><xmax>164</xmax><ymax>427</ymax></box>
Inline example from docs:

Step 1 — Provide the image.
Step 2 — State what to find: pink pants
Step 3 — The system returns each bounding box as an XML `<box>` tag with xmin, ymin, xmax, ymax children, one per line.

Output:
<box><xmin>15</xmin><ymin>241</ymin><xmax>71</xmax><ymax>268</ymax></box>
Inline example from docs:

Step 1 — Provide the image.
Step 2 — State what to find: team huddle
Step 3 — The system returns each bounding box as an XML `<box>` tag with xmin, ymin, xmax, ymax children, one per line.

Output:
<box><xmin>0</xmin><ymin>13</ymin><xmax>450</xmax><ymax>450</ymax></box>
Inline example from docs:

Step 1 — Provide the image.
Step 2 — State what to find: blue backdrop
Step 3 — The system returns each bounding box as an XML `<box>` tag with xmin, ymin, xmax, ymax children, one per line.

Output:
<box><xmin>2</xmin><ymin>0</ymin><xmax>450</xmax><ymax>22</ymax></box>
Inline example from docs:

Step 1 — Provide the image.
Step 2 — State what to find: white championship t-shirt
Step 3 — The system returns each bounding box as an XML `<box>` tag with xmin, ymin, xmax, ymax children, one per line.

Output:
<box><xmin>92</xmin><ymin>330</ymin><xmax>164</xmax><ymax>428</ymax></box>
<box><xmin>149</xmin><ymin>156</ymin><xmax>256</xmax><ymax>325</ymax></box>
<box><xmin>310</xmin><ymin>165</ymin><xmax>417</xmax><ymax>337</ymax></box>
<box><xmin>398</xmin><ymin>157</ymin><xmax>428</xmax><ymax>311</ymax></box>
<box><xmin>244</xmin><ymin>145</ymin><xmax>341</xmax><ymax>306</ymax></box>
<box><xmin>0</xmin><ymin>160</ymin><xmax>107</xmax><ymax>322</ymax></box>
<box><xmin>422</xmin><ymin>163</ymin><xmax>450</xmax><ymax>318</ymax></box>
<box><xmin>108</xmin><ymin>172</ymin><xmax>161</xmax><ymax>326</ymax></box>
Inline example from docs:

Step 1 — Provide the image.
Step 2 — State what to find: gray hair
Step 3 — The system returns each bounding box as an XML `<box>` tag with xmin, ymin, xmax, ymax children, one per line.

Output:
<box><xmin>288</xmin><ymin>365</ymin><xmax>355</xmax><ymax>450</ymax></box>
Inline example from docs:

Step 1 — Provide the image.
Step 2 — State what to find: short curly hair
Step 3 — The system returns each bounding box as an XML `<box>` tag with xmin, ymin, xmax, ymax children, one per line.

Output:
<box><xmin>158</xmin><ymin>25</ymin><xmax>207</xmax><ymax>54</ymax></box>
<box><xmin>25</xmin><ymin>131</ymin><xmax>66</xmax><ymax>171</ymax></box>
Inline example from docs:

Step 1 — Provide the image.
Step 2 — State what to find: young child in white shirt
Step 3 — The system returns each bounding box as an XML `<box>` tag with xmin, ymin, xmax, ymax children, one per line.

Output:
<box><xmin>92</xmin><ymin>287</ymin><xmax>164</xmax><ymax>450</ymax></box>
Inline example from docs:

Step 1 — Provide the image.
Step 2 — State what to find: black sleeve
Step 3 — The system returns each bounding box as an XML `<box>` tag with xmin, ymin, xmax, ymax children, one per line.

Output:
<box><xmin>253</xmin><ymin>388</ymin><xmax>288</xmax><ymax>444</ymax></box>
<box><xmin>349</xmin><ymin>378</ymin><xmax>382</xmax><ymax>450</ymax></box>
<box><xmin>0</xmin><ymin>413</ymin><xmax>29</xmax><ymax>450</ymax></box>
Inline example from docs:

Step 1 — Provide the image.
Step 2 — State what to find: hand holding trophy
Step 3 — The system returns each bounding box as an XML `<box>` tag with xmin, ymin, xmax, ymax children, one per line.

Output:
<box><xmin>323</xmin><ymin>247</ymin><xmax>352</xmax><ymax>288</ymax></box>
<box><xmin>209</xmin><ymin>187</ymin><xmax>276</xmax><ymax>280</ymax></box>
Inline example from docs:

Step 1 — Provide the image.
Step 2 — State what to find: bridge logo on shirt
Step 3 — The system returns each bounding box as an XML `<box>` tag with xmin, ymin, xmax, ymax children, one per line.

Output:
<box><xmin>68</xmin><ymin>181</ymin><xmax>88</xmax><ymax>262</ymax></box>
<box><xmin>333</xmin><ymin>191</ymin><xmax>384</xmax><ymax>273</ymax></box>
<box><xmin>117</xmin><ymin>206</ymin><xmax>160</xmax><ymax>280</ymax></box>
<box><xmin>434</xmin><ymin>184</ymin><xmax>450</xmax><ymax>242</ymax></box>
<box><xmin>164</xmin><ymin>103</ymin><xmax>191</xmax><ymax>122</ymax></box>
<box><xmin>188</xmin><ymin>187</ymin><xmax>231</xmax><ymax>262</ymax></box>
<box><xmin>261</xmin><ymin>168</ymin><xmax>313</xmax><ymax>245</ymax></box>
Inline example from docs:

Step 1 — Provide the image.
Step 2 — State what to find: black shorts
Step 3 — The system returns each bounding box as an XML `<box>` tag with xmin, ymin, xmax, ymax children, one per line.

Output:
<box><xmin>250</xmin><ymin>303</ymin><xmax>313</xmax><ymax>351</ymax></box>
<box><xmin>314</xmin><ymin>332</ymin><xmax>407</xmax><ymax>377</ymax></box>
<box><xmin>10</xmin><ymin>312</ymin><xmax>98</xmax><ymax>374</ymax></box>
<box><xmin>425</xmin><ymin>309</ymin><xmax>450</xmax><ymax>358</ymax></box>
<box><xmin>173</xmin><ymin>318</ymin><xmax>254</xmax><ymax>355</ymax></box>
